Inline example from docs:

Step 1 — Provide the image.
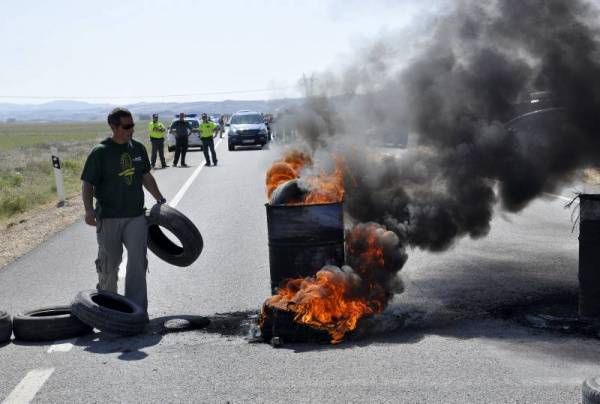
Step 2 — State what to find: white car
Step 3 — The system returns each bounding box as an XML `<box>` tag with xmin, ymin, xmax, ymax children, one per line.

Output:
<box><xmin>166</xmin><ymin>114</ymin><xmax>202</xmax><ymax>152</ymax></box>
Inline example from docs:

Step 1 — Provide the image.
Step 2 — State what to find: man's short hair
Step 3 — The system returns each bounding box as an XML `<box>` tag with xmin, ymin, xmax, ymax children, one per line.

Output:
<box><xmin>107</xmin><ymin>107</ymin><xmax>133</xmax><ymax>127</ymax></box>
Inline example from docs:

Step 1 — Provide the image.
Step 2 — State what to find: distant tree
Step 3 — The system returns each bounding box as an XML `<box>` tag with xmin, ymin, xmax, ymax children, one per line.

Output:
<box><xmin>138</xmin><ymin>114</ymin><xmax>151</xmax><ymax>121</ymax></box>
<box><xmin>6</xmin><ymin>118</ymin><xmax>16</xmax><ymax>123</ymax></box>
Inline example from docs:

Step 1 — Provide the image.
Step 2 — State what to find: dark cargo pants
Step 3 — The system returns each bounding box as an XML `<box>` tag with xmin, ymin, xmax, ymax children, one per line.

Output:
<box><xmin>201</xmin><ymin>137</ymin><xmax>217</xmax><ymax>165</ymax></box>
<box><xmin>95</xmin><ymin>215</ymin><xmax>148</xmax><ymax>312</ymax></box>
<box><xmin>173</xmin><ymin>138</ymin><xmax>188</xmax><ymax>166</ymax></box>
<box><xmin>150</xmin><ymin>137</ymin><xmax>166</xmax><ymax>167</ymax></box>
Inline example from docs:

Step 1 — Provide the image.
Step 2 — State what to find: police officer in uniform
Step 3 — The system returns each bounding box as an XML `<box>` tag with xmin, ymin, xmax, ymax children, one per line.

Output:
<box><xmin>170</xmin><ymin>112</ymin><xmax>191</xmax><ymax>167</ymax></box>
<box><xmin>199</xmin><ymin>113</ymin><xmax>218</xmax><ymax>166</ymax></box>
<box><xmin>148</xmin><ymin>113</ymin><xmax>168</xmax><ymax>169</ymax></box>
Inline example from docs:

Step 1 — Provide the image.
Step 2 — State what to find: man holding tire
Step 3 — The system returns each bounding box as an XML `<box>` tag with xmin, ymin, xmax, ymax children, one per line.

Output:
<box><xmin>81</xmin><ymin>107</ymin><xmax>166</xmax><ymax>314</ymax></box>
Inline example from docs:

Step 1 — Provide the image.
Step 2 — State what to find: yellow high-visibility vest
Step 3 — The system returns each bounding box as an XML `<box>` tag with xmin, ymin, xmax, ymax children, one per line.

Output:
<box><xmin>199</xmin><ymin>121</ymin><xmax>217</xmax><ymax>138</ymax></box>
<box><xmin>148</xmin><ymin>121</ymin><xmax>166</xmax><ymax>139</ymax></box>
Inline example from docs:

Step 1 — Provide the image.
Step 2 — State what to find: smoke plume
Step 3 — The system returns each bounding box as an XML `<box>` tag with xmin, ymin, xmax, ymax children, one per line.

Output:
<box><xmin>281</xmin><ymin>0</ymin><xmax>600</xmax><ymax>255</ymax></box>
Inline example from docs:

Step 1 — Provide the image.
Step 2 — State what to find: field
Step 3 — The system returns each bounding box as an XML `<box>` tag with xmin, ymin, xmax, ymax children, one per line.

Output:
<box><xmin>0</xmin><ymin>121</ymin><xmax>153</xmax><ymax>222</ymax></box>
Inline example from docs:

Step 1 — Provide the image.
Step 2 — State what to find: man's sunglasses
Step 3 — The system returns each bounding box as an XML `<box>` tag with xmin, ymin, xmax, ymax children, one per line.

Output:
<box><xmin>121</xmin><ymin>123</ymin><xmax>135</xmax><ymax>130</ymax></box>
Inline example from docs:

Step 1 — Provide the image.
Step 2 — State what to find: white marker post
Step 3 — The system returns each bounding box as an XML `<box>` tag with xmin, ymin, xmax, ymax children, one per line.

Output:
<box><xmin>50</xmin><ymin>147</ymin><xmax>65</xmax><ymax>207</ymax></box>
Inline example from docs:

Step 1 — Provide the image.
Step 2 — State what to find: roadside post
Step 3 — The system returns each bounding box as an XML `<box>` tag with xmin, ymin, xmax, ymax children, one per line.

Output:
<box><xmin>50</xmin><ymin>147</ymin><xmax>65</xmax><ymax>207</ymax></box>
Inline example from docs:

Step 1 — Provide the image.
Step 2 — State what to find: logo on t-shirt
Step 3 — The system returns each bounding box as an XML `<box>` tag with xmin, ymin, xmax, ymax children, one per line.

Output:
<box><xmin>118</xmin><ymin>153</ymin><xmax>135</xmax><ymax>185</ymax></box>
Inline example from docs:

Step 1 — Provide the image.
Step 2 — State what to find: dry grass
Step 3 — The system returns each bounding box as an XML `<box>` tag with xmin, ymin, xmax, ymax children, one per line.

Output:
<box><xmin>0</xmin><ymin>121</ymin><xmax>153</xmax><ymax>221</ymax></box>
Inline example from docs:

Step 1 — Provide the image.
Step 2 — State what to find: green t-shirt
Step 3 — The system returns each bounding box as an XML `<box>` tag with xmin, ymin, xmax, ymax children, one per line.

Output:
<box><xmin>81</xmin><ymin>138</ymin><xmax>151</xmax><ymax>218</ymax></box>
<box><xmin>199</xmin><ymin>121</ymin><xmax>217</xmax><ymax>138</ymax></box>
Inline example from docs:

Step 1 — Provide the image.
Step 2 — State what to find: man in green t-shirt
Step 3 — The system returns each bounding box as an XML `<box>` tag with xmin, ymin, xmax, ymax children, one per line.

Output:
<box><xmin>81</xmin><ymin>107</ymin><xmax>166</xmax><ymax>313</ymax></box>
<box><xmin>199</xmin><ymin>112</ymin><xmax>218</xmax><ymax>166</ymax></box>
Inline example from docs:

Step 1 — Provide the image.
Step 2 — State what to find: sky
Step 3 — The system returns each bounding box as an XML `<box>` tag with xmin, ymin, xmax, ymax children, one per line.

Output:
<box><xmin>0</xmin><ymin>0</ymin><xmax>437</xmax><ymax>104</ymax></box>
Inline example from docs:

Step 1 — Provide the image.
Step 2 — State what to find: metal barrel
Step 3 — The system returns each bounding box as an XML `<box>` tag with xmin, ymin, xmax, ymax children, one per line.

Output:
<box><xmin>265</xmin><ymin>201</ymin><xmax>345</xmax><ymax>294</ymax></box>
<box><xmin>578</xmin><ymin>194</ymin><xmax>600</xmax><ymax>318</ymax></box>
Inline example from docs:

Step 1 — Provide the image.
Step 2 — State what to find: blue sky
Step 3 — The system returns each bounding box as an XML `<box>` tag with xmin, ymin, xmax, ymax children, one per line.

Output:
<box><xmin>0</xmin><ymin>0</ymin><xmax>438</xmax><ymax>104</ymax></box>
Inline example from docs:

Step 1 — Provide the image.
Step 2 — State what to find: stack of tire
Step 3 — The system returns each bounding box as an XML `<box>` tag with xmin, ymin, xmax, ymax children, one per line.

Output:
<box><xmin>0</xmin><ymin>204</ymin><xmax>203</xmax><ymax>343</ymax></box>
<box><xmin>0</xmin><ymin>292</ymin><xmax>149</xmax><ymax>344</ymax></box>
<box><xmin>0</xmin><ymin>306</ymin><xmax>93</xmax><ymax>344</ymax></box>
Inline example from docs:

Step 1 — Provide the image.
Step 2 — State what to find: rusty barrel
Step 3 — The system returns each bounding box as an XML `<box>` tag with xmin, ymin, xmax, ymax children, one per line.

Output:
<box><xmin>579</xmin><ymin>194</ymin><xmax>600</xmax><ymax>318</ymax></box>
<box><xmin>265</xmin><ymin>201</ymin><xmax>345</xmax><ymax>294</ymax></box>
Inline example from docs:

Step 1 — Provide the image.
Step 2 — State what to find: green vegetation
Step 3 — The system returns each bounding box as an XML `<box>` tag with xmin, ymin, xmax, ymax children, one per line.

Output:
<box><xmin>0</xmin><ymin>121</ymin><xmax>152</xmax><ymax>221</ymax></box>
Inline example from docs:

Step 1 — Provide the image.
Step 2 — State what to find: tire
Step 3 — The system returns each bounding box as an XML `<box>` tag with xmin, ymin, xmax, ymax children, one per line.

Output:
<box><xmin>12</xmin><ymin>306</ymin><xmax>92</xmax><ymax>342</ymax></box>
<box><xmin>228</xmin><ymin>144</ymin><xmax>235</xmax><ymax>151</ymax></box>
<box><xmin>146</xmin><ymin>204</ymin><xmax>203</xmax><ymax>267</ymax></box>
<box><xmin>583</xmin><ymin>376</ymin><xmax>600</xmax><ymax>404</ymax></box>
<box><xmin>270</xmin><ymin>179</ymin><xmax>307</xmax><ymax>205</ymax></box>
<box><xmin>0</xmin><ymin>311</ymin><xmax>11</xmax><ymax>344</ymax></box>
<box><xmin>167</xmin><ymin>146</ymin><xmax>175</xmax><ymax>152</ymax></box>
<box><xmin>71</xmin><ymin>290</ymin><xmax>147</xmax><ymax>336</ymax></box>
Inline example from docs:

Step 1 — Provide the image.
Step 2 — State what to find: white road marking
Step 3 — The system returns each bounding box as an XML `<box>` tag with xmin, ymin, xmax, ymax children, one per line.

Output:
<box><xmin>170</xmin><ymin>138</ymin><xmax>223</xmax><ymax>208</ymax></box>
<box><xmin>543</xmin><ymin>192</ymin><xmax>573</xmax><ymax>202</ymax></box>
<box><xmin>118</xmin><ymin>250</ymin><xmax>128</xmax><ymax>280</ymax></box>
<box><xmin>3</xmin><ymin>368</ymin><xmax>54</xmax><ymax>404</ymax></box>
<box><xmin>47</xmin><ymin>340</ymin><xmax>75</xmax><ymax>353</ymax></box>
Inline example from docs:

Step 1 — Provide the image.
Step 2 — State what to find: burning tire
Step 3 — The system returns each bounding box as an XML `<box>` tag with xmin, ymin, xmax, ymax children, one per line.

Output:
<box><xmin>0</xmin><ymin>311</ymin><xmax>11</xmax><ymax>344</ymax></box>
<box><xmin>146</xmin><ymin>204</ymin><xmax>203</xmax><ymax>267</ymax></box>
<box><xmin>12</xmin><ymin>306</ymin><xmax>92</xmax><ymax>342</ymax></box>
<box><xmin>269</xmin><ymin>179</ymin><xmax>306</xmax><ymax>205</ymax></box>
<box><xmin>583</xmin><ymin>376</ymin><xmax>600</xmax><ymax>404</ymax></box>
<box><xmin>71</xmin><ymin>290</ymin><xmax>147</xmax><ymax>336</ymax></box>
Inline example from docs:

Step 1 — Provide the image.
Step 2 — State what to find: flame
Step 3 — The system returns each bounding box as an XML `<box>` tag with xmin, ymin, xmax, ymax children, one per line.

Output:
<box><xmin>265</xmin><ymin>150</ymin><xmax>345</xmax><ymax>204</ymax></box>
<box><xmin>266</xmin><ymin>150</ymin><xmax>312</xmax><ymax>199</ymax></box>
<box><xmin>262</xmin><ymin>223</ymin><xmax>389</xmax><ymax>343</ymax></box>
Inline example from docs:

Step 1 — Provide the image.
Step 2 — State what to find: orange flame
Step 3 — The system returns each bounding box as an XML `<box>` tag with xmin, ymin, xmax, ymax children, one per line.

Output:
<box><xmin>265</xmin><ymin>150</ymin><xmax>345</xmax><ymax>204</ymax></box>
<box><xmin>262</xmin><ymin>224</ymin><xmax>389</xmax><ymax>343</ymax></box>
<box><xmin>266</xmin><ymin>150</ymin><xmax>312</xmax><ymax>199</ymax></box>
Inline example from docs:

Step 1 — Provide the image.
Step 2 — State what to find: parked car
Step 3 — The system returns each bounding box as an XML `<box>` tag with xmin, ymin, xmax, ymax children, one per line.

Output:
<box><xmin>166</xmin><ymin>114</ymin><xmax>201</xmax><ymax>152</ymax></box>
<box><xmin>227</xmin><ymin>110</ymin><xmax>269</xmax><ymax>151</ymax></box>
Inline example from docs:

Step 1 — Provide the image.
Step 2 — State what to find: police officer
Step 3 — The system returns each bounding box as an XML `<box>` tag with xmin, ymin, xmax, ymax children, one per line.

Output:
<box><xmin>148</xmin><ymin>113</ymin><xmax>168</xmax><ymax>169</ymax></box>
<box><xmin>170</xmin><ymin>112</ymin><xmax>191</xmax><ymax>167</ymax></box>
<box><xmin>199</xmin><ymin>113</ymin><xmax>218</xmax><ymax>166</ymax></box>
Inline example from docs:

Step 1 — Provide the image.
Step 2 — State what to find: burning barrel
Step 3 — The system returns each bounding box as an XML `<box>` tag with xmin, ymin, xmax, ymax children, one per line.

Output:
<box><xmin>579</xmin><ymin>194</ymin><xmax>600</xmax><ymax>318</ymax></box>
<box><xmin>265</xmin><ymin>201</ymin><xmax>345</xmax><ymax>294</ymax></box>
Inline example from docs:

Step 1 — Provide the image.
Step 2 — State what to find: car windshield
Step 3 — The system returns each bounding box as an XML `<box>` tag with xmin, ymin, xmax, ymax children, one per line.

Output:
<box><xmin>230</xmin><ymin>114</ymin><xmax>263</xmax><ymax>125</ymax></box>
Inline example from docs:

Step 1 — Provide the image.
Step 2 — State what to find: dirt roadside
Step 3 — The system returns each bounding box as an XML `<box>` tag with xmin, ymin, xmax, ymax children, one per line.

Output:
<box><xmin>0</xmin><ymin>195</ymin><xmax>84</xmax><ymax>269</ymax></box>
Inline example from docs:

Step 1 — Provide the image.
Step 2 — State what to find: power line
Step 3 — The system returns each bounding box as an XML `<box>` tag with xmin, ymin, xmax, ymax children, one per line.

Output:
<box><xmin>0</xmin><ymin>86</ymin><xmax>298</xmax><ymax>100</ymax></box>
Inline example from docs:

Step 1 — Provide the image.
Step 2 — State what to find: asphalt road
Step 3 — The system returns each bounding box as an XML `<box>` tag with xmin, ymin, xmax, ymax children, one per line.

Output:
<box><xmin>0</xmin><ymin>138</ymin><xmax>598</xmax><ymax>403</ymax></box>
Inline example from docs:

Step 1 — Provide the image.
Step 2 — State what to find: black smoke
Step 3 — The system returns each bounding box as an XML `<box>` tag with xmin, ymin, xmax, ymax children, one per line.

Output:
<box><xmin>285</xmin><ymin>0</ymin><xmax>600</xmax><ymax>254</ymax></box>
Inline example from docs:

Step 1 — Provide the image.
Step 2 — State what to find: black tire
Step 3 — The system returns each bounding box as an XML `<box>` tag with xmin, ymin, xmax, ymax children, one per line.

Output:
<box><xmin>583</xmin><ymin>376</ymin><xmax>600</xmax><ymax>404</ymax></box>
<box><xmin>0</xmin><ymin>311</ymin><xmax>11</xmax><ymax>344</ymax></box>
<box><xmin>71</xmin><ymin>290</ymin><xmax>147</xmax><ymax>336</ymax></box>
<box><xmin>12</xmin><ymin>306</ymin><xmax>92</xmax><ymax>342</ymax></box>
<box><xmin>270</xmin><ymin>179</ymin><xmax>307</xmax><ymax>205</ymax></box>
<box><xmin>146</xmin><ymin>204</ymin><xmax>203</xmax><ymax>267</ymax></box>
<box><xmin>228</xmin><ymin>144</ymin><xmax>235</xmax><ymax>151</ymax></box>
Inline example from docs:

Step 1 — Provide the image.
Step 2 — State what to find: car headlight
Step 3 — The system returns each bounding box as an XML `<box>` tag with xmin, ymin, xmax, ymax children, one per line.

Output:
<box><xmin>259</xmin><ymin>128</ymin><xmax>267</xmax><ymax>135</ymax></box>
